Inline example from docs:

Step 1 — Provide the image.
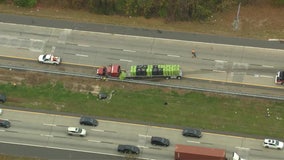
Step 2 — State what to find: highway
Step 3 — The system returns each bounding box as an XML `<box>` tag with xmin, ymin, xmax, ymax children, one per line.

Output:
<box><xmin>0</xmin><ymin>14</ymin><xmax>283</xmax><ymax>160</ymax></box>
<box><xmin>0</xmin><ymin>21</ymin><xmax>283</xmax><ymax>99</ymax></box>
<box><xmin>0</xmin><ymin>109</ymin><xmax>284</xmax><ymax>160</ymax></box>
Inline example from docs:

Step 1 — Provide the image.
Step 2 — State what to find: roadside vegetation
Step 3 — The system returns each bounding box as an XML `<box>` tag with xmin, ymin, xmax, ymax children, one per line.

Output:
<box><xmin>0</xmin><ymin>0</ymin><xmax>284</xmax><ymax>39</ymax></box>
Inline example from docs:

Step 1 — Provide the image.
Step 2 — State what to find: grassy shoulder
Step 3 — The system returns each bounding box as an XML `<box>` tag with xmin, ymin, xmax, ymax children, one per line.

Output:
<box><xmin>1</xmin><ymin>81</ymin><xmax>284</xmax><ymax>139</ymax></box>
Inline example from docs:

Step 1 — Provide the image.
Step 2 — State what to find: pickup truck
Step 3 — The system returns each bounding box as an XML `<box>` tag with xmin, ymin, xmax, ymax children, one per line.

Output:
<box><xmin>38</xmin><ymin>54</ymin><xmax>61</xmax><ymax>65</ymax></box>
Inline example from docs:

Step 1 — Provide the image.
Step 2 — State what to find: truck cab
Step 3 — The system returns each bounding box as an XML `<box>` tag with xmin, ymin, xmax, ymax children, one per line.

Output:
<box><xmin>97</xmin><ymin>64</ymin><xmax>121</xmax><ymax>77</ymax></box>
<box><xmin>232</xmin><ymin>152</ymin><xmax>246</xmax><ymax>160</ymax></box>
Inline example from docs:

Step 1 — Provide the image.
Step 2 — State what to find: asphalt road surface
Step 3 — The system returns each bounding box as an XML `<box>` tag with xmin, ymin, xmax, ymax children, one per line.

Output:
<box><xmin>0</xmin><ymin>109</ymin><xmax>284</xmax><ymax>160</ymax></box>
<box><xmin>0</xmin><ymin>21</ymin><xmax>283</xmax><ymax>99</ymax></box>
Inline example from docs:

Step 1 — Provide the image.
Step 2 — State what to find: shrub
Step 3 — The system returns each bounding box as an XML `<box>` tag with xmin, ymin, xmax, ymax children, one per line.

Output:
<box><xmin>13</xmin><ymin>0</ymin><xmax>37</xmax><ymax>8</ymax></box>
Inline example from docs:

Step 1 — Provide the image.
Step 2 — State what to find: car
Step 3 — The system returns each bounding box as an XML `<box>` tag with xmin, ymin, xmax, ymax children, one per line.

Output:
<box><xmin>0</xmin><ymin>94</ymin><xmax>6</xmax><ymax>103</ymax></box>
<box><xmin>151</xmin><ymin>136</ymin><xmax>170</xmax><ymax>146</ymax></box>
<box><xmin>0</xmin><ymin>119</ymin><xmax>11</xmax><ymax>128</ymax></box>
<box><xmin>182</xmin><ymin>128</ymin><xmax>202</xmax><ymax>138</ymax></box>
<box><xmin>275</xmin><ymin>71</ymin><xmax>284</xmax><ymax>85</ymax></box>
<box><xmin>38</xmin><ymin>54</ymin><xmax>61</xmax><ymax>65</ymax></box>
<box><xmin>67</xmin><ymin>127</ymin><xmax>86</xmax><ymax>137</ymax></box>
<box><xmin>80</xmin><ymin>116</ymin><xmax>98</xmax><ymax>126</ymax></box>
<box><xmin>98</xmin><ymin>93</ymin><xmax>107</xmax><ymax>100</ymax></box>
<box><xmin>263</xmin><ymin>139</ymin><xmax>284</xmax><ymax>150</ymax></box>
<box><xmin>117</xmin><ymin>144</ymin><xmax>140</xmax><ymax>154</ymax></box>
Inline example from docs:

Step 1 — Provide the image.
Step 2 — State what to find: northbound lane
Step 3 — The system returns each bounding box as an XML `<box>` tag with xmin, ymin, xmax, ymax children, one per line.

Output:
<box><xmin>0</xmin><ymin>109</ymin><xmax>283</xmax><ymax>160</ymax></box>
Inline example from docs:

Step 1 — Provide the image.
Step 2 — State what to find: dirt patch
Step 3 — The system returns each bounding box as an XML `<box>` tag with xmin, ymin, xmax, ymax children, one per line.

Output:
<box><xmin>0</xmin><ymin>68</ymin><xmax>157</xmax><ymax>95</ymax></box>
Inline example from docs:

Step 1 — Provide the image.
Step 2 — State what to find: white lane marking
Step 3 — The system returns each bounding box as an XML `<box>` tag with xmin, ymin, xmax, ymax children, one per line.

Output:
<box><xmin>138</xmin><ymin>134</ymin><xmax>152</xmax><ymax>138</ymax></box>
<box><xmin>123</xmin><ymin>49</ymin><xmax>136</xmax><ymax>53</ymax></box>
<box><xmin>78</xmin><ymin>44</ymin><xmax>90</xmax><ymax>47</ymax></box>
<box><xmin>214</xmin><ymin>60</ymin><xmax>228</xmax><ymax>63</ymax></box>
<box><xmin>120</xmin><ymin>59</ymin><xmax>133</xmax><ymax>62</ymax></box>
<box><xmin>75</xmin><ymin>54</ymin><xmax>89</xmax><ymax>57</ymax></box>
<box><xmin>235</xmin><ymin>146</ymin><xmax>250</xmax><ymax>150</ymax></box>
<box><xmin>268</xmin><ymin>39</ymin><xmax>280</xmax><ymax>41</ymax></box>
<box><xmin>137</xmin><ymin>145</ymin><xmax>149</xmax><ymax>149</ymax></box>
<box><xmin>91</xmin><ymin>129</ymin><xmax>104</xmax><ymax>132</ymax></box>
<box><xmin>88</xmin><ymin>139</ymin><xmax>101</xmax><ymax>143</ymax></box>
<box><xmin>187</xmin><ymin>140</ymin><xmax>200</xmax><ymax>144</ymax></box>
<box><xmin>167</xmin><ymin>54</ymin><xmax>180</xmax><ymax>58</ymax></box>
<box><xmin>254</xmin><ymin>74</ymin><xmax>273</xmax><ymax>78</ymax></box>
<box><xmin>43</xmin><ymin>123</ymin><xmax>56</xmax><ymax>127</ymax></box>
<box><xmin>0</xmin><ymin>129</ymin><xmax>5</xmax><ymax>132</ymax></box>
<box><xmin>262</xmin><ymin>65</ymin><xmax>274</xmax><ymax>68</ymax></box>
<box><xmin>75</xmin><ymin>54</ymin><xmax>88</xmax><ymax>57</ymax></box>
<box><xmin>40</xmin><ymin>134</ymin><xmax>53</xmax><ymax>137</ymax></box>
<box><xmin>213</xmin><ymin>70</ymin><xmax>226</xmax><ymax>73</ymax></box>
<box><xmin>259</xmin><ymin>75</ymin><xmax>273</xmax><ymax>78</ymax></box>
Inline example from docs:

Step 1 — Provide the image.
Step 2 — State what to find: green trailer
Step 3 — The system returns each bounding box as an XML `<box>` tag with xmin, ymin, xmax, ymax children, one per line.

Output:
<box><xmin>124</xmin><ymin>64</ymin><xmax>182</xmax><ymax>80</ymax></box>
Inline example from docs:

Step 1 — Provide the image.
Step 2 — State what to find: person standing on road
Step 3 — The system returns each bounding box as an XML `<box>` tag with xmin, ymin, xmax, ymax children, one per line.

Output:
<box><xmin>192</xmin><ymin>49</ymin><xmax>197</xmax><ymax>58</ymax></box>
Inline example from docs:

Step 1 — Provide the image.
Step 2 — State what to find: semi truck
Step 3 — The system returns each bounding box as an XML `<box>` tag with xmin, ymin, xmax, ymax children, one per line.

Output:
<box><xmin>96</xmin><ymin>64</ymin><xmax>182</xmax><ymax>80</ymax></box>
<box><xmin>175</xmin><ymin>144</ymin><xmax>245</xmax><ymax>160</ymax></box>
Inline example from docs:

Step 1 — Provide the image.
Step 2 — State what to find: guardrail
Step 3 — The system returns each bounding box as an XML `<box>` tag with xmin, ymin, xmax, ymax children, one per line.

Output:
<box><xmin>1</xmin><ymin>64</ymin><xmax>284</xmax><ymax>101</ymax></box>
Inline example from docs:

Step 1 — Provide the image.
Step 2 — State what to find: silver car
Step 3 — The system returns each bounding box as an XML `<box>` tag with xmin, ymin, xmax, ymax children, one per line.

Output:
<box><xmin>67</xmin><ymin>127</ymin><xmax>86</xmax><ymax>137</ymax></box>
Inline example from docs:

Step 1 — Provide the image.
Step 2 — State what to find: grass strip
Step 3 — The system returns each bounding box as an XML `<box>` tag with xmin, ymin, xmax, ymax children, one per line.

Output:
<box><xmin>1</xmin><ymin>82</ymin><xmax>284</xmax><ymax>139</ymax></box>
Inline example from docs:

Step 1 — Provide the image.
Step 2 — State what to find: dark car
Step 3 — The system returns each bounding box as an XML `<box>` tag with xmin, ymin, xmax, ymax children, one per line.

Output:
<box><xmin>80</xmin><ymin>116</ymin><xmax>98</xmax><ymax>126</ymax></box>
<box><xmin>98</xmin><ymin>93</ymin><xmax>107</xmax><ymax>100</ymax></box>
<box><xmin>182</xmin><ymin>128</ymin><xmax>202</xmax><ymax>138</ymax></box>
<box><xmin>0</xmin><ymin>94</ymin><xmax>6</xmax><ymax>103</ymax></box>
<box><xmin>0</xmin><ymin>120</ymin><xmax>11</xmax><ymax>128</ymax></box>
<box><xmin>151</xmin><ymin>136</ymin><xmax>170</xmax><ymax>146</ymax></box>
<box><xmin>117</xmin><ymin>145</ymin><xmax>140</xmax><ymax>154</ymax></box>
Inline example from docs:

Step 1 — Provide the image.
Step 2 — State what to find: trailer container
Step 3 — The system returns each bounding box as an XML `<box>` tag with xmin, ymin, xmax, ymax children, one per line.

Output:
<box><xmin>175</xmin><ymin>144</ymin><xmax>227</xmax><ymax>160</ymax></box>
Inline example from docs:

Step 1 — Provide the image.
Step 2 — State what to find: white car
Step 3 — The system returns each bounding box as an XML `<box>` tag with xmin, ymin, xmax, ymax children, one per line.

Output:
<box><xmin>38</xmin><ymin>54</ymin><xmax>61</xmax><ymax>65</ymax></box>
<box><xmin>275</xmin><ymin>71</ymin><xmax>284</xmax><ymax>85</ymax></box>
<box><xmin>67</xmin><ymin>127</ymin><xmax>86</xmax><ymax>137</ymax></box>
<box><xmin>263</xmin><ymin>139</ymin><xmax>284</xmax><ymax>150</ymax></box>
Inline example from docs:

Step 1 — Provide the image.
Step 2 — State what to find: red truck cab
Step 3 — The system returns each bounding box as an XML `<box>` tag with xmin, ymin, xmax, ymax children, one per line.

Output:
<box><xmin>97</xmin><ymin>64</ymin><xmax>121</xmax><ymax>77</ymax></box>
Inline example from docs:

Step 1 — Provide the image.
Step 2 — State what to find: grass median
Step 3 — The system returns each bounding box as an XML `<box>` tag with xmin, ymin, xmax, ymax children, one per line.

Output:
<box><xmin>1</xmin><ymin>81</ymin><xmax>284</xmax><ymax>139</ymax></box>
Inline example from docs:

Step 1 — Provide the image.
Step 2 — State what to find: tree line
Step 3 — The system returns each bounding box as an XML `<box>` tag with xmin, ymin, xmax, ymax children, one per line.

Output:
<box><xmin>2</xmin><ymin>0</ymin><xmax>284</xmax><ymax>21</ymax></box>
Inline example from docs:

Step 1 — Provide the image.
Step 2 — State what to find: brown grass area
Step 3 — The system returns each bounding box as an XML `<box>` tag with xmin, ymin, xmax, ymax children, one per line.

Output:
<box><xmin>0</xmin><ymin>154</ymin><xmax>43</xmax><ymax>160</ymax></box>
<box><xmin>0</xmin><ymin>2</ymin><xmax>283</xmax><ymax>40</ymax></box>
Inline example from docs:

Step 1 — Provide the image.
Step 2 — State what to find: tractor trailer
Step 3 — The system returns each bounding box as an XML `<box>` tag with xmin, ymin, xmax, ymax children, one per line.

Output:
<box><xmin>97</xmin><ymin>64</ymin><xmax>182</xmax><ymax>80</ymax></box>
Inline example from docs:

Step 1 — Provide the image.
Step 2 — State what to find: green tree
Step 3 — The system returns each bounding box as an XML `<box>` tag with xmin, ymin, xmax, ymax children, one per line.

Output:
<box><xmin>13</xmin><ymin>0</ymin><xmax>37</xmax><ymax>7</ymax></box>
<box><xmin>88</xmin><ymin>0</ymin><xmax>116</xmax><ymax>15</ymax></box>
<box><xmin>272</xmin><ymin>0</ymin><xmax>284</xmax><ymax>5</ymax></box>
